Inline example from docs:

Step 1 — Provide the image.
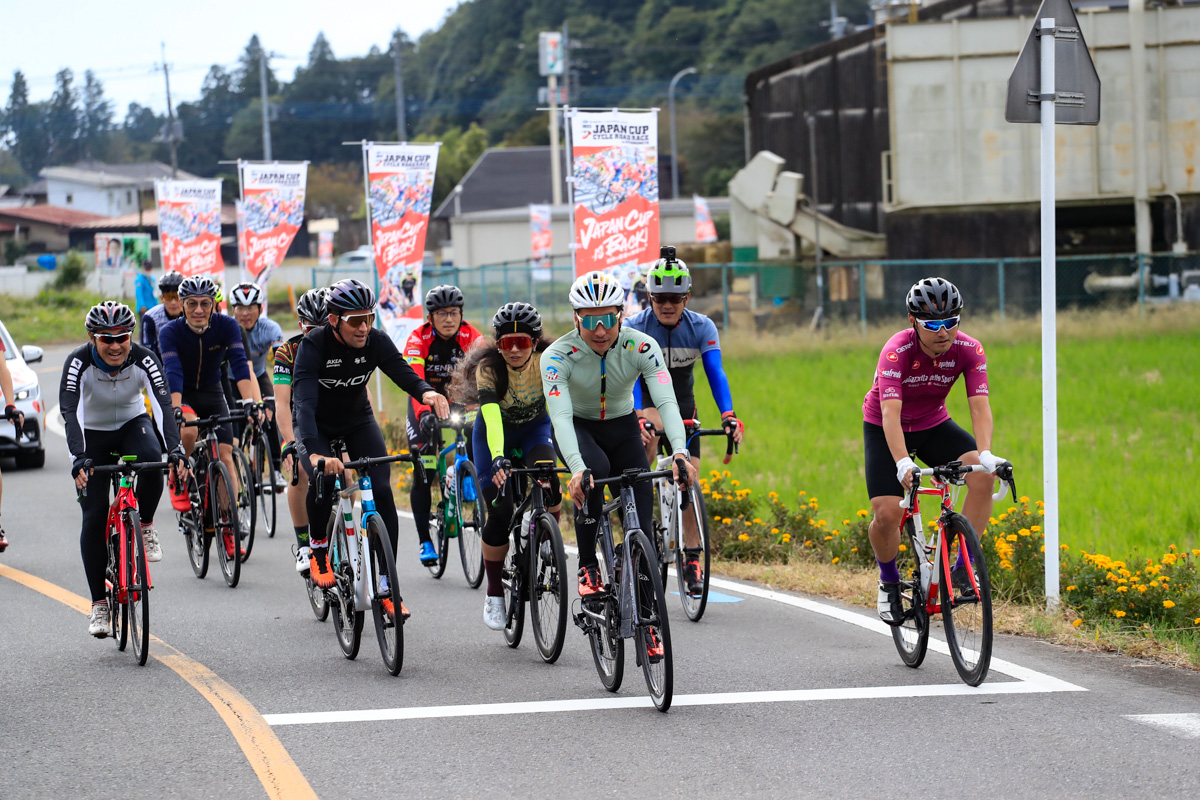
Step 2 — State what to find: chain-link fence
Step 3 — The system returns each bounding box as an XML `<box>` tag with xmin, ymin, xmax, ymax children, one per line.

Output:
<box><xmin>311</xmin><ymin>252</ymin><xmax>1200</xmax><ymax>335</ymax></box>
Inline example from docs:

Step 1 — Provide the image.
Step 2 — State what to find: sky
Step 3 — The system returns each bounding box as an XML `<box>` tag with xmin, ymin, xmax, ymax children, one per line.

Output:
<box><xmin>0</xmin><ymin>0</ymin><xmax>462</xmax><ymax>119</ymax></box>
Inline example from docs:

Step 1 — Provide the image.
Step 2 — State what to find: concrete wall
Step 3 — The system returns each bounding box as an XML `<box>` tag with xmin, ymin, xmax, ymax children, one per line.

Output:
<box><xmin>887</xmin><ymin>5</ymin><xmax>1200</xmax><ymax>209</ymax></box>
<box><xmin>46</xmin><ymin>180</ymin><xmax>142</xmax><ymax>218</ymax></box>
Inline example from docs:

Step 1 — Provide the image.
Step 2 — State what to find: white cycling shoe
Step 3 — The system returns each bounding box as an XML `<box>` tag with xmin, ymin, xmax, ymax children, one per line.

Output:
<box><xmin>295</xmin><ymin>545</ymin><xmax>311</xmax><ymax>575</ymax></box>
<box><xmin>483</xmin><ymin>595</ymin><xmax>507</xmax><ymax>630</ymax></box>
<box><xmin>142</xmin><ymin>526</ymin><xmax>163</xmax><ymax>563</ymax></box>
<box><xmin>88</xmin><ymin>603</ymin><xmax>111</xmax><ymax>638</ymax></box>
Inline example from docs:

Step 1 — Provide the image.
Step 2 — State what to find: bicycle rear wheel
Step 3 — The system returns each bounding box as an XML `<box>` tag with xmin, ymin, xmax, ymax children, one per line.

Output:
<box><xmin>631</xmin><ymin>531</ymin><xmax>672</xmax><ymax>711</ymax></box>
<box><xmin>650</xmin><ymin>478</ymin><xmax>670</xmax><ymax>590</ymax></box>
<box><xmin>891</xmin><ymin>518</ymin><xmax>930</xmax><ymax>668</ymax></box>
<box><xmin>675</xmin><ymin>485</ymin><xmax>711</xmax><ymax>622</ymax></box>
<box><xmin>503</xmin><ymin>533</ymin><xmax>526</xmax><ymax>648</ymax></box>
<box><xmin>327</xmin><ymin>515</ymin><xmax>362</xmax><ymax>660</ymax></box>
<box><xmin>306</xmin><ymin>574</ymin><xmax>330</xmax><ymax>621</ymax></box>
<box><xmin>456</xmin><ymin>461</ymin><xmax>485</xmax><ymax>589</ymax></box>
<box><xmin>940</xmin><ymin>513</ymin><xmax>993</xmax><ymax>686</ymax></box>
<box><xmin>123</xmin><ymin>510</ymin><xmax>151</xmax><ymax>666</ymax></box>
<box><xmin>364</xmin><ymin>515</ymin><xmax>404</xmax><ymax>675</ymax></box>
<box><xmin>529</xmin><ymin>513</ymin><xmax>568</xmax><ymax>664</ymax></box>
<box><xmin>179</xmin><ymin>471</ymin><xmax>209</xmax><ymax>579</ymax></box>
<box><xmin>106</xmin><ymin>525</ymin><xmax>127</xmax><ymax>650</ymax></box>
<box><xmin>231</xmin><ymin>446</ymin><xmax>255</xmax><ymax>562</ymax></box>
<box><xmin>253</xmin><ymin>430</ymin><xmax>277</xmax><ymax>539</ymax></box>
<box><xmin>210</xmin><ymin>462</ymin><xmax>242</xmax><ymax>588</ymax></box>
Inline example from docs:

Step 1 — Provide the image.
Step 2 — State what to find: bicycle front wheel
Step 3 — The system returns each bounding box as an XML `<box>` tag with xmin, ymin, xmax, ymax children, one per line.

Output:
<box><xmin>254</xmin><ymin>430</ymin><xmax>277</xmax><ymax>538</ymax></box>
<box><xmin>231</xmin><ymin>446</ymin><xmax>255</xmax><ymax>562</ymax></box>
<box><xmin>891</xmin><ymin>518</ymin><xmax>930</xmax><ymax>668</ymax></box>
<box><xmin>106</xmin><ymin>525</ymin><xmax>128</xmax><ymax>651</ymax></box>
<box><xmin>365</xmin><ymin>515</ymin><xmax>404</xmax><ymax>675</ymax></box>
<box><xmin>327</xmin><ymin>515</ymin><xmax>362</xmax><ymax>660</ymax></box>
<box><xmin>529</xmin><ymin>513</ymin><xmax>568</xmax><ymax>664</ymax></box>
<box><xmin>675</xmin><ymin>485</ymin><xmax>711</xmax><ymax>622</ymax></box>
<box><xmin>122</xmin><ymin>510</ymin><xmax>151</xmax><ymax>666</ymax></box>
<box><xmin>426</xmin><ymin>480</ymin><xmax>449</xmax><ymax>579</ymax></box>
<box><xmin>940</xmin><ymin>513</ymin><xmax>993</xmax><ymax>686</ymax></box>
<box><xmin>631</xmin><ymin>531</ymin><xmax>673</xmax><ymax>711</ymax></box>
<box><xmin>210</xmin><ymin>462</ymin><xmax>242</xmax><ymax>588</ymax></box>
<box><xmin>503</xmin><ymin>535</ymin><xmax>526</xmax><ymax>648</ymax></box>
<box><xmin>456</xmin><ymin>461</ymin><xmax>485</xmax><ymax>589</ymax></box>
<box><xmin>179</xmin><ymin>471</ymin><xmax>209</xmax><ymax>579</ymax></box>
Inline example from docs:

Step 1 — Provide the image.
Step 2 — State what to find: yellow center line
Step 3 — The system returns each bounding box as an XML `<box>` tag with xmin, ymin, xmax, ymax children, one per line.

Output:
<box><xmin>0</xmin><ymin>562</ymin><xmax>318</xmax><ymax>800</ymax></box>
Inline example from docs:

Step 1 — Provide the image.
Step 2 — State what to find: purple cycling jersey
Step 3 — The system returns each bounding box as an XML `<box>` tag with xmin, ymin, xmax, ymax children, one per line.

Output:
<box><xmin>862</xmin><ymin>328</ymin><xmax>989</xmax><ymax>432</ymax></box>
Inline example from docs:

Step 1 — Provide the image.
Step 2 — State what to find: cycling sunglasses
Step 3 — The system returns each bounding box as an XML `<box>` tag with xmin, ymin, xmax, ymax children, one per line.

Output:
<box><xmin>498</xmin><ymin>334</ymin><xmax>533</xmax><ymax>351</ymax></box>
<box><xmin>916</xmin><ymin>316</ymin><xmax>960</xmax><ymax>332</ymax></box>
<box><xmin>95</xmin><ymin>332</ymin><xmax>132</xmax><ymax>344</ymax></box>
<box><xmin>578</xmin><ymin>312</ymin><xmax>619</xmax><ymax>331</ymax></box>
<box><xmin>161</xmin><ymin>292</ymin><xmax>179</xmax><ymax>301</ymax></box>
<box><xmin>340</xmin><ymin>312</ymin><xmax>376</xmax><ymax>329</ymax></box>
<box><xmin>183</xmin><ymin>297</ymin><xmax>214</xmax><ymax>310</ymax></box>
<box><xmin>650</xmin><ymin>293</ymin><xmax>688</xmax><ymax>306</ymax></box>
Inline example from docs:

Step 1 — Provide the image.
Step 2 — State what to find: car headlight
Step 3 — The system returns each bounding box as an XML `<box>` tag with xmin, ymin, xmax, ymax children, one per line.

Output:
<box><xmin>14</xmin><ymin>389</ymin><xmax>31</xmax><ymax>401</ymax></box>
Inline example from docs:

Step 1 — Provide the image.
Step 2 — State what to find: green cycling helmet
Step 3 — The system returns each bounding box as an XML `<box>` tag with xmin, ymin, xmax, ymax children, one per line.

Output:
<box><xmin>647</xmin><ymin>257</ymin><xmax>692</xmax><ymax>295</ymax></box>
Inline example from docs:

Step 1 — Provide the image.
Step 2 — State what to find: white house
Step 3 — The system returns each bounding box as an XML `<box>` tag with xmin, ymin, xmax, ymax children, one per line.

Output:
<box><xmin>39</xmin><ymin>160</ymin><xmax>198</xmax><ymax>218</ymax></box>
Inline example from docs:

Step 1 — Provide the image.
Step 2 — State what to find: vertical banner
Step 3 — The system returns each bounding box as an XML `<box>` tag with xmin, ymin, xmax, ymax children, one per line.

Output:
<box><xmin>530</xmin><ymin>203</ymin><xmax>552</xmax><ymax>268</ymax></box>
<box><xmin>569</xmin><ymin>110</ymin><xmax>659</xmax><ymax>279</ymax></box>
<box><xmin>364</xmin><ymin>143</ymin><xmax>439</xmax><ymax>343</ymax></box>
<box><xmin>239</xmin><ymin>162</ymin><xmax>308</xmax><ymax>286</ymax></box>
<box><xmin>317</xmin><ymin>231</ymin><xmax>334</xmax><ymax>268</ymax></box>
<box><xmin>694</xmin><ymin>194</ymin><xmax>718</xmax><ymax>243</ymax></box>
<box><xmin>154</xmin><ymin>179</ymin><xmax>224</xmax><ymax>281</ymax></box>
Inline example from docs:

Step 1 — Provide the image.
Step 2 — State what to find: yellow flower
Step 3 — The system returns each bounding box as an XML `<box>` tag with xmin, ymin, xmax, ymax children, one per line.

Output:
<box><xmin>1018</xmin><ymin>528</ymin><xmax>1030</xmax><ymax>537</ymax></box>
<box><xmin>1163</xmin><ymin>600</ymin><xmax>1176</xmax><ymax>609</ymax></box>
<box><xmin>768</xmin><ymin>491</ymin><xmax>778</xmax><ymax>499</ymax></box>
<box><xmin>782</xmin><ymin>534</ymin><xmax>791</xmax><ymax>543</ymax></box>
<box><xmin>1019</xmin><ymin>495</ymin><xmax>1030</xmax><ymax>504</ymax></box>
<box><xmin>851</xmin><ymin>547</ymin><xmax>858</xmax><ymax>552</ymax></box>
<box><xmin>1072</xmin><ymin>619</ymin><xmax>1083</xmax><ymax>627</ymax></box>
<box><xmin>709</xmin><ymin>470</ymin><xmax>720</xmax><ymax>478</ymax></box>
<box><xmin>899</xmin><ymin>544</ymin><xmax>907</xmax><ymax>552</ymax></box>
<box><xmin>843</xmin><ymin>519</ymin><xmax>851</xmax><ymax>526</ymax></box>
<box><xmin>1066</xmin><ymin>585</ymin><xmax>1076</xmax><ymax>591</ymax></box>
<box><xmin>823</xmin><ymin>535</ymin><xmax>833</xmax><ymax>541</ymax></box>
<box><xmin>1038</xmin><ymin>510</ymin><xmax>1045</xmax><ymax>515</ymax></box>
<box><xmin>752</xmin><ymin>518</ymin><xmax>762</xmax><ymax>524</ymax></box>
<box><xmin>857</xmin><ymin>509</ymin><xmax>869</xmax><ymax>518</ymax></box>
<box><xmin>988</xmin><ymin>517</ymin><xmax>998</xmax><ymax>525</ymax></box>
<box><xmin>800</xmin><ymin>490</ymin><xmax>807</xmax><ymax>496</ymax></box>
<box><xmin>744</xmin><ymin>520</ymin><xmax>753</xmax><ymax>527</ymax></box>
<box><xmin>1007</xmin><ymin>507</ymin><xmax>1017</xmax><ymax>514</ymax></box>
<box><xmin>711</xmin><ymin>493</ymin><xmax>722</xmax><ymax>500</ymax></box>
<box><xmin>1006</xmin><ymin>534</ymin><xmax>1018</xmax><ymax>542</ymax></box>
<box><xmin>1000</xmin><ymin>560</ymin><xmax>1012</xmax><ymax>569</ymax></box>
<box><xmin>1116</xmin><ymin>586</ymin><xmax>1128</xmax><ymax>593</ymax></box>
<box><xmin>738</xmin><ymin>533</ymin><xmax>750</xmax><ymax>542</ymax></box>
<box><xmin>1112</xmin><ymin>610</ymin><xmax>1126</xmax><ymax>618</ymax></box>
<box><xmin>831</xmin><ymin>556</ymin><xmax>840</xmax><ymax>564</ymax></box>
<box><xmin>999</xmin><ymin>513</ymin><xmax>1008</xmax><ymax>521</ymax></box>
<box><xmin>770</xmin><ymin>527</ymin><xmax>780</xmax><ymax>534</ymax></box>
<box><xmin>1060</xmin><ymin>544</ymin><xmax>1070</xmax><ymax>551</ymax></box>
<box><xmin>1036</xmin><ymin>500</ymin><xmax>1045</xmax><ymax>508</ymax></box>
<box><xmin>721</xmin><ymin>470</ymin><xmax>731</xmax><ymax>478</ymax></box>
<box><xmin>928</xmin><ymin>520</ymin><xmax>938</xmax><ymax>529</ymax></box>
<box><xmin>1030</xmin><ymin>525</ymin><xmax>1041</xmax><ymax>532</ymax></box>
<box><xmin>731</xmin><ymin>480</ymin><xmax>740</xmax><ymax>487</ymax></box>
<box><xmin>1150</xmin><ymin>581</ymin><xmax>1160</xmax><ymax>588</ymax></box>
<box><xmin>723</xmin><ymin>518</ymin><xmax>732</xmax><ymax>525</ymax></box>
<box><xmin>1137</xmin><ymin>585</ymin><xmax>1148</xmax><ymax>594</ymax></box>
<box><xmin>1195</xmin><ymin>618</ymin><xmax>1200</xmax><ymax>625</ymax></box>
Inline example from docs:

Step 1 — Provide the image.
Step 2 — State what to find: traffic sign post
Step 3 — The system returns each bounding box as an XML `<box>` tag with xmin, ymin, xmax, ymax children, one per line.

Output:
<box><xmin>1005</xmin><ymin>0</ymin><xmax>1099</xmax><ymax>609</ymax></box>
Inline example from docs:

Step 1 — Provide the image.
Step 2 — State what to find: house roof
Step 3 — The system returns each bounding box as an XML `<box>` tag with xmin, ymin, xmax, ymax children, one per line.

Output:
<box><xmin>19</xmin><ymin>180</ymin><xmax>46</xmax><ymax>197</ymax></box>
<box><xmin>70</xmin><ymin>205</ymin><xmax>238</xmax><ymax>231</ymax></box>
<box><xmin>39</xmin><ymin>160</ymin><xmax>198</xmax><ymax>189</ymax></box>
<box><xmin>0</xmin><ymin>204</ymin><xmax>107</xmax><ymax>227</ymax></box>
<box><xmin>433</xmin><ymin>147</ymin><xmax>570</xmax><ymax>221</ymax></box>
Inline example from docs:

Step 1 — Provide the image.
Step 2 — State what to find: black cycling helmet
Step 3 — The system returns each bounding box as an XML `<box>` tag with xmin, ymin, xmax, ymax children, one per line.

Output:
<box><xmin>178</xmin><ymin>275</ymin><xmax>219</xmax><ymax>299</ymax></box>
<box><xmin>492</xmin><ymin>302</ymin><xmax>542</xmax><ymax>338</ymax></box>
<box><xmin>326</xmin><ymin>278</ymin><xmax>376</xmax><ymax>314</ymax></box>
<box><xmin>86</xmin><ymin>300</ymin><xmax>136</xmax><ymax>333</ymax></box>
<box><xmin>296</xmin><ymin>287</ymin><xmax>329</xmax><ymax>326</ymax></box>
<box><xmin>229</xmin><ymin>282</ymin><xmax>264</xmax><ymax>307</ymax></box>
<box><xmin>424</xmin><ymin>285</ymin><xmax>465</xmax><ymax>314</ymax></box>
<box><xmin>158</xmin><ymin>271</ymin><xmax>184</xmax><ymax>292</ymax></box>
<box><xmin>906</xmin><ymin>277</ymin><xmax>963</xmax><ymax>319</ymax></box>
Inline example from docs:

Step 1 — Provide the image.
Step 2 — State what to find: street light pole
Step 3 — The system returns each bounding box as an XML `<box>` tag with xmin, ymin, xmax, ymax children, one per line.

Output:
<box><xmin>806</xmin><ymin>112</ymin><xmax>824</xmax><ymax>325</ymax></box>
<box><xmin>668</xmin><ymin>66</ymin><xmax>698</xmax><ymax>200</ymax></box>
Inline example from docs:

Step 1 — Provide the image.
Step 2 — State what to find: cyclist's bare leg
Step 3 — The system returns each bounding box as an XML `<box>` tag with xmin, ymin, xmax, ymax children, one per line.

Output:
<box><xmin>868</xmin><ymin>494</ymin><xmax>904</xmax><ymax>563</ymax></box>
<box><xmin>482</xmin><ymin>542</ymin><xmax>509</xmax><ymax>563</ymax></box>
<box><xmin>287</xmin><ymin>466</ymin><xmax>308</xmax><ymax>528</ymax></box>
<box><xmin>957</xmin><ymin>449</ymin><xmax>992</xmax><ymax>538</ymax></box>
<box><xmin>181</xmin><ymin>411</ymin><xmax>198</xmax><ymax>454</ymax></box>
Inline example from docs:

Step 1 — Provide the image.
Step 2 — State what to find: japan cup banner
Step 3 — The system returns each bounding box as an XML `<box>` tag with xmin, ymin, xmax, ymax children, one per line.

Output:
<box><xmin>570</xmin><ymin>111</ymin><xmax>659</xmax><ymax>277</ymax></box>
<box><xmin>239</xmin><ymin>163</ymin><xmax>307</xmax><ymax>284</ymax></box>
<box><xmin>365</xmin><ymin>144</ymin><xmax>438</xmax><ymax>343</ymax></box>
<box><xmin>530</xmin><ymin>204</ymin><xmax>552</xmax><ymax>267</ymax></box>
<box><xmin>694</xmin><ymin>194</ymin><xmax>717</xmax><ymax>244</ymax></box>
<box><xmin>154</xmin><ymin>179</ymin><xmax>224</xmax><ymax>279</ymax></box>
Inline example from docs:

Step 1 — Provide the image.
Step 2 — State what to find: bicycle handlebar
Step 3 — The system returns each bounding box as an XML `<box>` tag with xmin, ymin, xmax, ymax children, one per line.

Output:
<box><xmin>181</xmin><ymin>410</ymin><xmax>248</xmax><ymax>430</ymax></box>
<box><xmin>492</xmin><ymin>461</ymin><xmax>570</xmax><ymax>506</ymax></box>
<box><xmin>79</xmin><ymin>460</ymin><xmax>172</xmax><ymax>497</ymax></box>
<box><xmin>647</xmin><ymin>420</ymin><xmax>738</xmax><ymax>464</ymax></box>
<box><xmin>314</xmin><ymin>452</ymin><xmax>424</xmax><ymax>502</ymax></box>
<box><xmin>898</xmin><ymin>461</ymin><xmax>1017</xmax><ymax>510</ymax></box>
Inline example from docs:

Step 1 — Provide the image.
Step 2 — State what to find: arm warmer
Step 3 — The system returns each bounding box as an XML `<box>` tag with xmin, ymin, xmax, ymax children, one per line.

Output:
<box><xmin>701</xmin><ymin>348</ymin><xmax>734</xmax><ymax>415</ymax></box>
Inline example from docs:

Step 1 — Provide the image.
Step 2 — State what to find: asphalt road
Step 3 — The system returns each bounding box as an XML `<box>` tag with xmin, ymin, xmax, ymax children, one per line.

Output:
<box><xmin>1</xmin><ymin>345</ymin><xmax>1198</xmax><ymax>799</ymax></box>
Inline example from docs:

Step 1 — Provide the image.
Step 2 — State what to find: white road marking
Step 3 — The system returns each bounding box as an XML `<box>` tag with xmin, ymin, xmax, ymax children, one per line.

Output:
<box><xmin>1124</xmin><ymin>713</ymin><xmax>1200</xmax><ymax>739</ymax></box>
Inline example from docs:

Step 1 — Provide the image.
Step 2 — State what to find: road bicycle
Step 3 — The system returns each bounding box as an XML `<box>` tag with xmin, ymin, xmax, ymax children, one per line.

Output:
<box><xmin>240</xmin><ymin>409</ymin><xmax>278</xmax><ymax>542</ymax></box>
<box><xmin>82</xmin><ymin>456</ymin><xmax>172</xmax><ymax>666</ymax></box>
<box><xmin>892</xmin><ymin>459</ymin><xmax>1016</xmax><ymax>686</ymax></box>
<box><xmin>492</xmin><ymin>460</ymin><xmax>571</xmax><ymax>663</ymax></box>
<box><xmin>572</xmin><ymin>461</ymin><xmax>687</xmax><ymax>712</ymax></box>
<box><xmin>229</xmin><ymin>436</ymin><xmax>256</xmax><ymax>562</ymax></box>
<box><xmin>176</xmin><ymin>410</ymin><xmax>247</xmax><ymax>588</ymax></box>
<box><xmin>419</xmin><ymin>404</ymin><xmax>486</xmax><ymax>587</ymax></box>
<box><xmin>287</xmin><ymin>463</ymin><xmax>329</xmax><ymax>623</ymax></box>
<box><xmin>646</xmin><ymin>419</ymin><xmax>738</xmax><ymax>622</ymax></box>
<box><xmin>315</xmin><ymin>442</ymin><xmax>423</xmax><ymax>675</ymax></box>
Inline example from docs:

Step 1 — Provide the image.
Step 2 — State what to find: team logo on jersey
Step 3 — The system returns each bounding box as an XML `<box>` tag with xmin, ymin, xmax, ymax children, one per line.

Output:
<box><xmin>318</xmin><ymin>374</ymin><xmax>370</xmax><ymax>388</ymax></box>
<box><xmin>326</xmin><ymin>359</ymin><xmax>342</xmax><ymax>368</ymax></box>
<box><xmin>355</xmin><ymin>356</ymin><xmax>366</xmax><ymax>364</ymax></box>
<box><xmin>912</xmin><ymin>360</ymin><xmax>920</xmax><ymax>370</ymax></box>
<box><xmin>976</xmin><ymin>344</ymin><xmax>984</xmax><ymax>356</ymax></box>
<box><xmin>974</xmin><ymin>362</ymin><xmax>986</xmax><ymax>372</ymax></box>
<box><xmin>638</xmin><ymin>342</ymin><xmax>652</xmax><ymax>354</ymax></box>
<box><xmin>545</xmin><ymin>367</ymin><xmax>559</xmax><ymax>380</ymax></box>
<box><xmin>976</xmin><ymin>383</ymin><xmax>988</xmax><ymax>394</ymax></box>
<box><xmin>886</xmin><ymin>352</ymin><xmax>898</xmax><ymax>363</ymax></box>
<box><xmin>707</xmin><ymin>340</ymin><xmax>716</xmax><ymax>346</ymax></box>
<box><xmin>882</xmin><ymin>387</ymin><xmax>900</xmax><ymax>399</ymax></box>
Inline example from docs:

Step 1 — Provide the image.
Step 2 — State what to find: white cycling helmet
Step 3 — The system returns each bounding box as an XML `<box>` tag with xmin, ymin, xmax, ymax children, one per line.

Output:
<box><xmin>568</xmin><ymin>271</ymin><xmax>625</xmax><ymax>310</ymax></box>
<box><xmin>229</xmin><ymin>282</ymin><xmax>265</xmax><ymax>307</ymax></box>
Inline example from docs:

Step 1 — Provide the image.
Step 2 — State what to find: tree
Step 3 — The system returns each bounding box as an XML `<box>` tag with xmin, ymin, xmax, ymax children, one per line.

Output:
<box><xmin>80</xmin><ymin>70</ymin><xmax>113</xmax><ymax>160</ymax></box>
<box><xmin>176</xmin><ymin>65</ymin><xmax>241</xmax><ymax>176</ymax></box>
<box><xmin>235</xmin><ymin>35</ymin><xmax>279</xmax><ymax>104</ymax></box>
<box><xmin>123</xmin><ymin>102</ymin><xmax>161</xmax><ymax>144</ymax></box>
<box><xmin>4</xmin><ymin>71</ymin><xmax>48</xmax><ymax>176</ymax></box>
<box><xmin>46</xmin><ymin>68</ymin><xmax>80</xmax><ymax>165</ymax></box>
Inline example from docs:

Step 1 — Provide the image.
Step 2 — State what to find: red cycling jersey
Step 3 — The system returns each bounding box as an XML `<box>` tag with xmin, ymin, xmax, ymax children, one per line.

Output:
<box><xmin>403</xmin><ymin>321</ymin><xmax>483</xmax><ymax>416</ymax></box>
<box><xmin>862</xmin><ymin>328</ymin><xmax>989</xmax><ymax>433</ymax></box>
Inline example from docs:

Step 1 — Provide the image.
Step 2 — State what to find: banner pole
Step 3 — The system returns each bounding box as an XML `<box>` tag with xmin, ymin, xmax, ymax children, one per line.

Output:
<box><xmin>358</xmin><ymin>141</ymin><xmax>385</xmax><ymax>415</ymax></box>
<box><xmin>1039</xmin><ymin>17</ymin><xmax>1060</xmax><ymax>610</ymax></box>
<box><xmin>564</xmin><ymin>107</ymin><xmax>576</xmax><ymax>278</ymax></box>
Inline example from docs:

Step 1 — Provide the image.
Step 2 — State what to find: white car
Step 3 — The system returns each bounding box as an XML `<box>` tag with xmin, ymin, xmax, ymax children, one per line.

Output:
<box><xmin>333</xmin><ymin>245</ymin><xmax>375</xmax><ymax>268</ymax></box>
<box><xmin>0</xmin><ymin>320</ymin><xmax>45</xmax><ymax>469</ymax></box>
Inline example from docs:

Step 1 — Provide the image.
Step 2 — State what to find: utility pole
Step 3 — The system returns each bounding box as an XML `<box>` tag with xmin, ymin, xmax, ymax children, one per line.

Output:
<box><xmin>393</xmin><ymin>32</ymin><xmax>407</xmax><ymax>140</ymax></box>
<box><xmin>258</xmin><ymin>44</ymin><xmax>273</xmax><ymax>161</ymax></box>
<box><xmin>668</xmin><ymin>67</ymin><xmax>698</xmax><ymax>200</ymax></box>
<box><xmin>157</xmin><ymin>42</ymin><xmax>179</xmax><ymax>178</ymax></box>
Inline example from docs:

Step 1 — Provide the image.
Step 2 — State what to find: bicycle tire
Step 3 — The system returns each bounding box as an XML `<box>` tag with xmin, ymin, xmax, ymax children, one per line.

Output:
<box><xmin>123</xmin><ymin>509</ymin><xmax>151</xmax><ymax>666</ymax></box>
<box><xmin>426</xmin><ymin>477</ymin><xmax>449</xmax><ymax>579</ymax></box>
<box><xmin>106</xmin><ymin>524</ymin><xmax>128</xmax><ymax>650</ymax></box>
<box><xmin>210</xmin><ymin>462</ymin><xmax>242</xmax><ymax>588</ymax></box>
<box><xmin>650</xmin><ymin>477</ymin><xmax>670</xmax><ymax>589</ymax></box>
<box><xmin>306</xmin><ymin>573</ymin><xmax>330</xmax><ymax>621</ymax></box>
<box><xmin>254</xmin><ymin>429</ymin><xmax>277</xmax><ymax>538</ymax></box>
<box><xmin>179</xmin><ymin>471</ymin><xmax>209</xmax><ymax>579</ymax></box>
<box><xmin>940</xmin><ymin>513</ymin><xmax>993</xmax><ymax>686</ymax></box>
<box><xmin>231</xmin><ymin>446</ymin><xmax>255</xmax><ymax>562</ymax></box>
<box><xmin>503</xmin><ymin>533</ymin><xmax>525</xmax><ymax>648</ymax></box>
<box><xmin>631</xmin><ymin>530</ymin><xmax>673</xmax><ymax>711</ymax></box>
<box><xmin>675</xmin><ymin>485</ymin><xmax>711</xmax><ymax>622</ymax></box>
<box><xmin>327</xmin><ymin>514</ymin><xmax>362</xmax><ymax>660</ymax></box>
<box><xmin>529</xmin><ymin>513</ymin><xmax>568</xmax><ymax>664</ymax></box>
<box><xmin>891</xmin><ymin>517</ymin><xmax>930</xmax><ymax>668</ymax></box>
<box><xmin>456</xmin><ymin>460</ymin><xmax>485</xmax><ymax>589</ymax></box>
<box><xmin>364</xmin><ymin>514</ymin><xmax>404</xmax><ymax>676</ymax></box>
<box><xmin>586</xmin><ymin>543</ymin><xmax>624</xmax><ymax>692</ymax></box>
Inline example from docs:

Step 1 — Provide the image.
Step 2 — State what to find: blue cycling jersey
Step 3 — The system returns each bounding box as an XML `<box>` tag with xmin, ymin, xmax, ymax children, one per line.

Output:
<box><xmin>159</xmin><ymin>312</ymin><xmax>251</xmax><ymax>395</ymax></box>
<box><xmin>625</xmin><ymin>307</ymin><xmax>733</xmax><ymax>414</ymax></box>
<box><xmin>242</xmin><ymin>315</ymin><xmax>284</xmax><ymax>378</ymax></box>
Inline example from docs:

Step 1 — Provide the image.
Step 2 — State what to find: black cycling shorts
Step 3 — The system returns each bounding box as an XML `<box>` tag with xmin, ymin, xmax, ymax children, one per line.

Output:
<box><xmin>863</xmin><ymin>418</ymin><xmax>977</xmax><ymax>499</ymax></box>
<box><xmin>183</xmin><ymin>386</ymin><xmax>234</xmax><ymax>446</ymax></box>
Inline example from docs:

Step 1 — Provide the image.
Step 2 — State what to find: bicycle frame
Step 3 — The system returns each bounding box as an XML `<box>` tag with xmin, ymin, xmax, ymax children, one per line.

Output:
<box><xmin>419</xmin><ymin>407</ymin><xmax>477</xmax><ymax>538</ymax></box>
<box><xmin>327</xmin><ymin>471</ymin><xmax>378</xmax><ymax>612</ymax></box>
<box><xmin>102</xmin><ymin>459</ymin><xmax>149</xmax><ymax>604</ymax></box>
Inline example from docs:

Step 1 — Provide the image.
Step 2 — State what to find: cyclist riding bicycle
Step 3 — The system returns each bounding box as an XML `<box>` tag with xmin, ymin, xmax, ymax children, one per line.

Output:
<box><xmin>627</xmin><ymin>248</ymin><xmax>745</xmax><ymax>594</ymax></box>
<box><xmin>60</xmin><ymin>301</ymin><xmax>188</xmax><ymax>637</ymax></box>
<box><xmin>403</xmin><ymin>284</ymin><xmax>483</xmax><ymax>567</ymax></box>
<box><xmin>159</xmin><ymin>275</ymin><xmax>261</xmax><ymax>521</ymax></box>
<box><xmin>272</xmin><ymin>287</ymin><xmax>327</xmax><ymax>576</ymax></box>
<box><xmin>0</xmin><ymin>333</ymin><xmax>24</xmax><ymax>552</ymax></box>
<box><xmin>863</xmin><ymin>277</ymin><xmax>1009</xmax><ymax>625</ymax></box>
<box><xmin>292</xmin><ymin>279</ymin><xmax>450</xmax><ymax>597</ymax></box>
<box><xmin>542</xmin><ymin>271</ymin><xmax>698</xmax><ymax>597</ymax></box>
<box><xmin>450</xmin><ymin>302</ymin><xmax>563</xmax><ymax>630</ymax></box>
<box><xmin>141</xmin><ymin>271</ymin><xmax>184</xmax><ymax>359</ymax></box>
<box><xmin>229</xmin><ymin>281</ymin><xmax>285</xmax><ymax>486</ymax></box>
